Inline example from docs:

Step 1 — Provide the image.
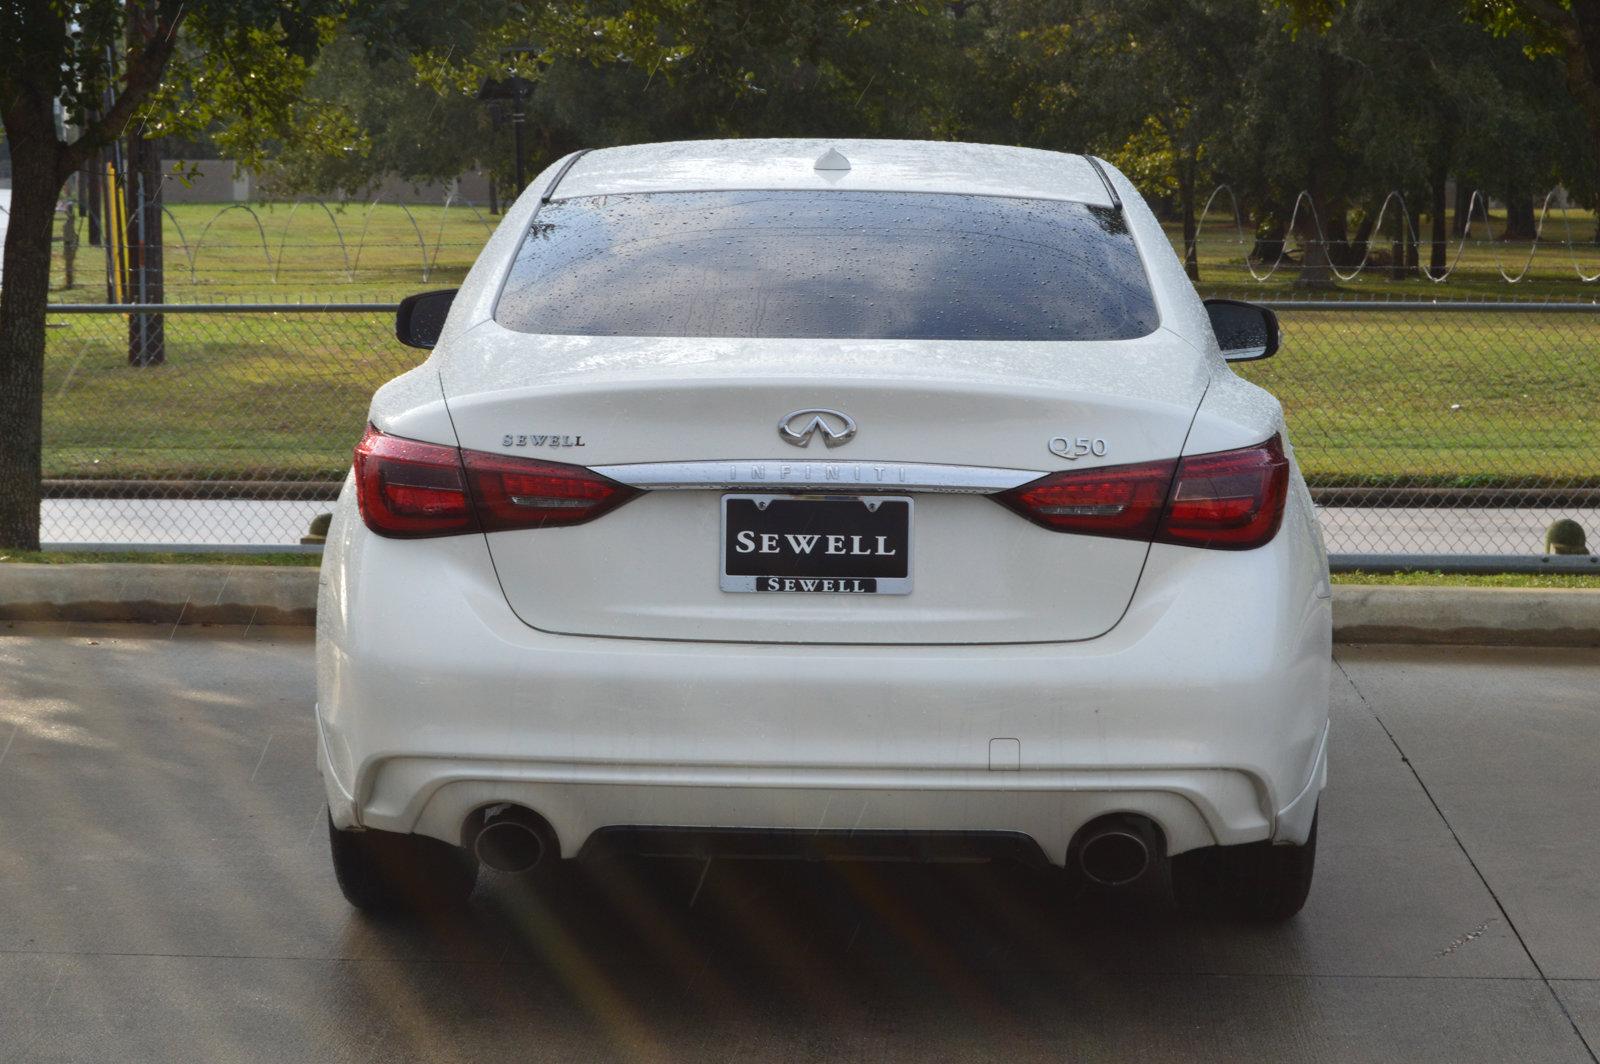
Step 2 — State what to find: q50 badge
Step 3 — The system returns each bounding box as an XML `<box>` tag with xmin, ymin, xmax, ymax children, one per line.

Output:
<box><xmin>1049</xmin><ymin>436</ymin><xmax>1109</xmax><ymax>461</ymax></box>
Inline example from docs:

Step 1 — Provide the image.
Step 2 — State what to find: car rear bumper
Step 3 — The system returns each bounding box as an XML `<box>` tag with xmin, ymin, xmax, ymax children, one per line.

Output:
<box><xmin>322</xmin><ymin>743</ymin><xmax>1327</xmax><ymax>865</ymax></box>
<box><xmin>316</xmin><ymin>507</ymin><xmax>1331</xmax><ymax>864</ymax></box>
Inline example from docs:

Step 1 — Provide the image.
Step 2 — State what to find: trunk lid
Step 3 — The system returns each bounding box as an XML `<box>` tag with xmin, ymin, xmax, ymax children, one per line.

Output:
<box><xmin>437</xmin><ymin>325</ymin><xmax>1208</xmax><ymax>644</ymax></box>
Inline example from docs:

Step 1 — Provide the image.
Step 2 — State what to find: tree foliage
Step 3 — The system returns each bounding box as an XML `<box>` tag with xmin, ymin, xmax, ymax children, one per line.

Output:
<box><xmin>1280</xmin><ymin>0</ymin><xmax>1600</xmax><ymax>201</ymax></box>
<box><xmin>228</xmin><ymin>0</ymin><xmax>1593</xmax><ymax>241</ymax></box>
<box><xmin>2</xmin><ymin>0</ymin><xmax>1598</xmax><ymax>549</ymax></box>
<box><xmin>0</xmin><ymin>0</ymin><xmax>352</xmax><ymax>549</ymax></box>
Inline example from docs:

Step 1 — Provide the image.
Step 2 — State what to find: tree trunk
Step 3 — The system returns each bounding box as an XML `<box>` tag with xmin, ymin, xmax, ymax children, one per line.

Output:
<box><xmin>1323</xmin><ymin>196</ymin><xmax>1350</xmax><ymax>244</ymax></box>
<box><xmin>0</xmin><ymin>128</ymin><xmax>64</xmax><ymax>550</ymax></box>
<box><xmin>1392</xmin><ymin>195</ymin><xmax>1417</xmax><ymax>279</ymax></box>
<box><xmin>1294</xmin><ymin>223</ymin><xmax>1334</xmax><ymax>288</ymax></box>
<box><xmin>86</xmin><ymin>158</ymin><xmax>103</xmax><ymax>246</ymax></box>
<box><xmin>1429</xmin><ymin>168</ymin><xmax>1448</xmax><ymax>279</ymax></box>
<box><xmin>1295</xmin><ymin>54</ymin><xmax>1342</xmax><ymax>289</ymax></box>
<box><xmin>1350</xmin><ymin>213</ymin><xmax>1375</xmax><ymax>266</ymax></box>
<box><xmin>62</xmin><ymin>200</ymin><xmax>77</xmax><ymax>290</ymax></box>
<box><xmin>1249</xmin><ymin>213</ymin><xmax>1287</xmax><ymax>265</ymax></box>
<box><xmin>0</xmin><ymin>1</ymin><xmax>186</xmax><ymax>549</ymax></box>
<box><xmin>1406</xmin><ymin>199</ymin><xmax>1420</xmax><ymax>271</ymax></box>
<box><xmin>1294</xmin><ymin>191</ymin><xmax>1338</xmax><ymax>289</ymax></box>
<box><xmin>1501</xmin><ymin>187</ymin><xmax>1537</xmax><ymax>241</ymax></box>
<box><xmin>1177</xmin><ymin>147</ymin><xmax>1199</xmax><ymax>282</ymax></box>
<box><xmin>1547</xmin><ymin>5</ymin><xmax>1600</xmax><ymax>254</ymax></box>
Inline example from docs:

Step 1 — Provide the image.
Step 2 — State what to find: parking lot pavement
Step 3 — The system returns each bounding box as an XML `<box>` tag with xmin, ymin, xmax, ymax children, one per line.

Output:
<box><xmin>0</xmin><ymin>628</ymin><xmax>1597</xmax><ymax>1064</ymax></box>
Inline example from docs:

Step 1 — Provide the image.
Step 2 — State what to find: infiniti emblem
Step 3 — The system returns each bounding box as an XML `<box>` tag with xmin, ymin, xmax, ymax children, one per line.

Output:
<box><xmin>778</xmin><ymin>408</ymin><xmax>857</xmax><ymax>448</ymax></box>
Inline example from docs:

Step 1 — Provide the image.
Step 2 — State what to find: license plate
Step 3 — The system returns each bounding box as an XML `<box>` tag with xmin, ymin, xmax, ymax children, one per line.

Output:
<box><xmin>720</xmin><ymin>494</ymin><xmax>913</xmax><ymax>594</ymax></box>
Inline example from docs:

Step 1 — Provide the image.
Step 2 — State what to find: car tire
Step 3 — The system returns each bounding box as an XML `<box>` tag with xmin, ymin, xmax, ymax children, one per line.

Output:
<box><xmin>327</xmin><ymin>811</ymin><xmax>478</xmax><ymax>913</ymax></box>
<box><xmin>1171</xmin><ymin>812</ymin><xmax>1317</xmax><ymax>922</ymax></box>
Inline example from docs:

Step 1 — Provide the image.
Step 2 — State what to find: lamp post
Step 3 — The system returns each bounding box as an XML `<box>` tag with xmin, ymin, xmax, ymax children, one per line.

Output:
<box><xmin>476</xmin><ymin>75</ymin><xmax>534</xmax><ymax>192</ymax></box>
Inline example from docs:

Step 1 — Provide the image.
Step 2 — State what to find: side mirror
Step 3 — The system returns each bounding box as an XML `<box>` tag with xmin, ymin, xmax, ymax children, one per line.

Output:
<box><xmin>1204</xmin><ymin>298</ymin><xmax>1278</xmax><ymax>362</ymax></box>
<box><xmin>395</xmin><ymin>289</ymin><xmax>458</xmax><ymax>349</ymax></box>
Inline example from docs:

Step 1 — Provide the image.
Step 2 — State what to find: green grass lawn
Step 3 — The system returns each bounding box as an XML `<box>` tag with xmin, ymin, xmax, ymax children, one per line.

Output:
<box><xmin>50</xmin><ymin>202</ymin><xmax>1600</xmax><ymax>305</ymax></box>
<box><xmin>42</xmin><ymin>308</ymin><xmax>418</xmax><ymax>479</ymax></box>
<box><xmin>1332</xmin><ymin>570</ymin><xmax>1600</xmax><ymax>589</ymax></box>
<box><xmin>51</xmin><ymin>202</ymin><xmax>491</xmax><ymax>305</ymax></box>
<box><xmin>37</xmin><ymin>202</ymin><xmax>1600</xmax><ymax>486</ymax></box>
<box><xmin>40</xmin><ymin>303</ymin><xmax>1596</xmax><ymax>485</ymax></box>
<box><xmin>1236</xmin><ymin>309</ymin><xmax>1600</xmax><ymax>487</ymax></box>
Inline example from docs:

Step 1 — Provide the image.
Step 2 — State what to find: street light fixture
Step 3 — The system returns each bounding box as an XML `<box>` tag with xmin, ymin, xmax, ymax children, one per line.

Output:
<box><xmin>476</xmin><ymin>73</ymin><xmax>535</xmax><ymax>193</ymax></box>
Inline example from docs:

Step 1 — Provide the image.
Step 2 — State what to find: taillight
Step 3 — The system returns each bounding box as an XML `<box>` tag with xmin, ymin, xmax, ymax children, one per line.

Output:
<box><xmin>994</xmin><ymin>435</ymin><xmax>1289</xmax><ymax>551</ymax></box>
<box><xmin>353</xmin><ymin>425</ymin><xmax>638</xmax><ymax>538</ymax></box>
<box><xmin>461</xmin><ymin>450</ymin><xmax>637</xmax><ymax>531</ymax></box>
<box><xmin>1156</xmin><ymin>435</ymin><xmax>1289</xmax><ymax>550</ymax></box>
<box><xmin>994</xmin><ymin>458</ymin><xmax>1175</xmax><ymax>539</ymax></box>
<box><xmin>354</xmin><ymin>426</ymin><xmax>477</xmax><ymax>538</ymax></box>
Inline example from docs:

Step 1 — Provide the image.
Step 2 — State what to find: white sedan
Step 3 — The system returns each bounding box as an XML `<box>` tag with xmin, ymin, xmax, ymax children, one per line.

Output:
<box><xmin>316</xmin><ymin>139</ymin><xmax>1330</xmax><ymax>921</ymax></box>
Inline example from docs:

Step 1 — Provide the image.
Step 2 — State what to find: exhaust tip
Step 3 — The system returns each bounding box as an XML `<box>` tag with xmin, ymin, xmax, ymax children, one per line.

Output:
<box><xmin>1073</xmin><ymin>815</ymin><xmax>1161</xmax><ymax>887</ymax></box>
<box><xmin>1079</xmin><ymin>830</ymin><xmax>1150</xmax><ymax>886</ymax></box>
<box><xmin>467</xmin><ymin>805</ymin><xmax>555</xmax><ymax>874</ymax></box>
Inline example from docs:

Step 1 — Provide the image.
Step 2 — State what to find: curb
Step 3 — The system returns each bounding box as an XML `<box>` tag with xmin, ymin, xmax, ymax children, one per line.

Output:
<box><xmin>2</xmin><ymin>565</ymin><xmax>1598</xmax><ymax>647</ymax></box>
<box><xmin>1330</xmin><ymin>585</ymin><xmax>1600</xmax><ymax>648</ymax></box>
<box><xmin>0</xmin><ymin>564</ymin><xmax>318</xmax><ymax>627</ymax></box>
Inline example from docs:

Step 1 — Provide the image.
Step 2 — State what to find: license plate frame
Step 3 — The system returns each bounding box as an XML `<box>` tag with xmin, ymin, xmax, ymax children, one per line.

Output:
<box><xmin>720</xmin><ymin>493</ymin><xmax>914</xmax><ymax>595</ymax></box>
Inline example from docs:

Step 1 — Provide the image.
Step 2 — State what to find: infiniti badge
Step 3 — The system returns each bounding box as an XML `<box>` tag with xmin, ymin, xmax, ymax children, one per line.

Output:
<box><xmin>778</xmin><ymin>408</ymin><xmax>857</xmax><ymax>449</ymax></box>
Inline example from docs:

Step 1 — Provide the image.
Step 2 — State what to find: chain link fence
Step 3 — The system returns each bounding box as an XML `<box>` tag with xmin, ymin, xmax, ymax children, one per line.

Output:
<box><xmin>36</xmin><ymin>300</ymin><xmax>1600</xmax><ymax>568</ymax></box>
<box><xmin>1240</xmin><ymin>301</ymin><xmax>1599</xmax><ymax>568</ymax></box>
<box><xmin>41</xmin><ymin>304</ymin><xmax>412</xmax><ymax>550</ymax></box>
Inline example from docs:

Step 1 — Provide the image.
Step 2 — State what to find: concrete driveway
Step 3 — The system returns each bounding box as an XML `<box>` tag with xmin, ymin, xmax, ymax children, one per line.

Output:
<box><xmin>1</xmin><ymin>626</ymin><xmax>1597</xmax><ymax>1063</ymax></box>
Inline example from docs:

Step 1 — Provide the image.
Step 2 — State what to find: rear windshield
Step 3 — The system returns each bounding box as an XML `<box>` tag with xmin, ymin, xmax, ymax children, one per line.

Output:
<box><xmin>494</xmin><ymin>190</ymin><xmax>1158</xmax><ymax>341</ymax></box>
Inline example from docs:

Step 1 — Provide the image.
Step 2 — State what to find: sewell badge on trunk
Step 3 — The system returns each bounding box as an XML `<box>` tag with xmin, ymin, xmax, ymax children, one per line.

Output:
<box><xmin>720</xmin><ymin>494</ymin><xmax>913</xmax><ymax>594</ymax></box>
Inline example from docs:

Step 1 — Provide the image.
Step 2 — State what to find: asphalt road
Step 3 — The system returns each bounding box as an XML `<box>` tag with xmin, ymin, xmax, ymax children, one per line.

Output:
<box><xmin>39</xmin><ymin>497</ymin><xmax>1600</xmax><ymax>556</ymax></box>
<box><xmin>1</xmin><ymin>627</ymin><xmax>1598</xmax><ymax>1063</ymax></box>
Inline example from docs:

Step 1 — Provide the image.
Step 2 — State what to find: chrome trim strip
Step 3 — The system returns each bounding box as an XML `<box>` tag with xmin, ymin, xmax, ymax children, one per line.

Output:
<box><xmin>591</xmin><ymin>459</ymin><xmax>1041</xmax><ymax>494</ymax></box>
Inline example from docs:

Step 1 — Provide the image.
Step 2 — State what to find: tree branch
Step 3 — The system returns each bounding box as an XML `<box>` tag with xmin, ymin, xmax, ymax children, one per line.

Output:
<box><xmin>60</xmin><ymin>7</ymin><xmax>189</xmax><ymax>176</ymax></box>
<box><xmin>1510</xmin><ymin>0</ymin><xmax>1581</xmax><ymax>34</ymax></box>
